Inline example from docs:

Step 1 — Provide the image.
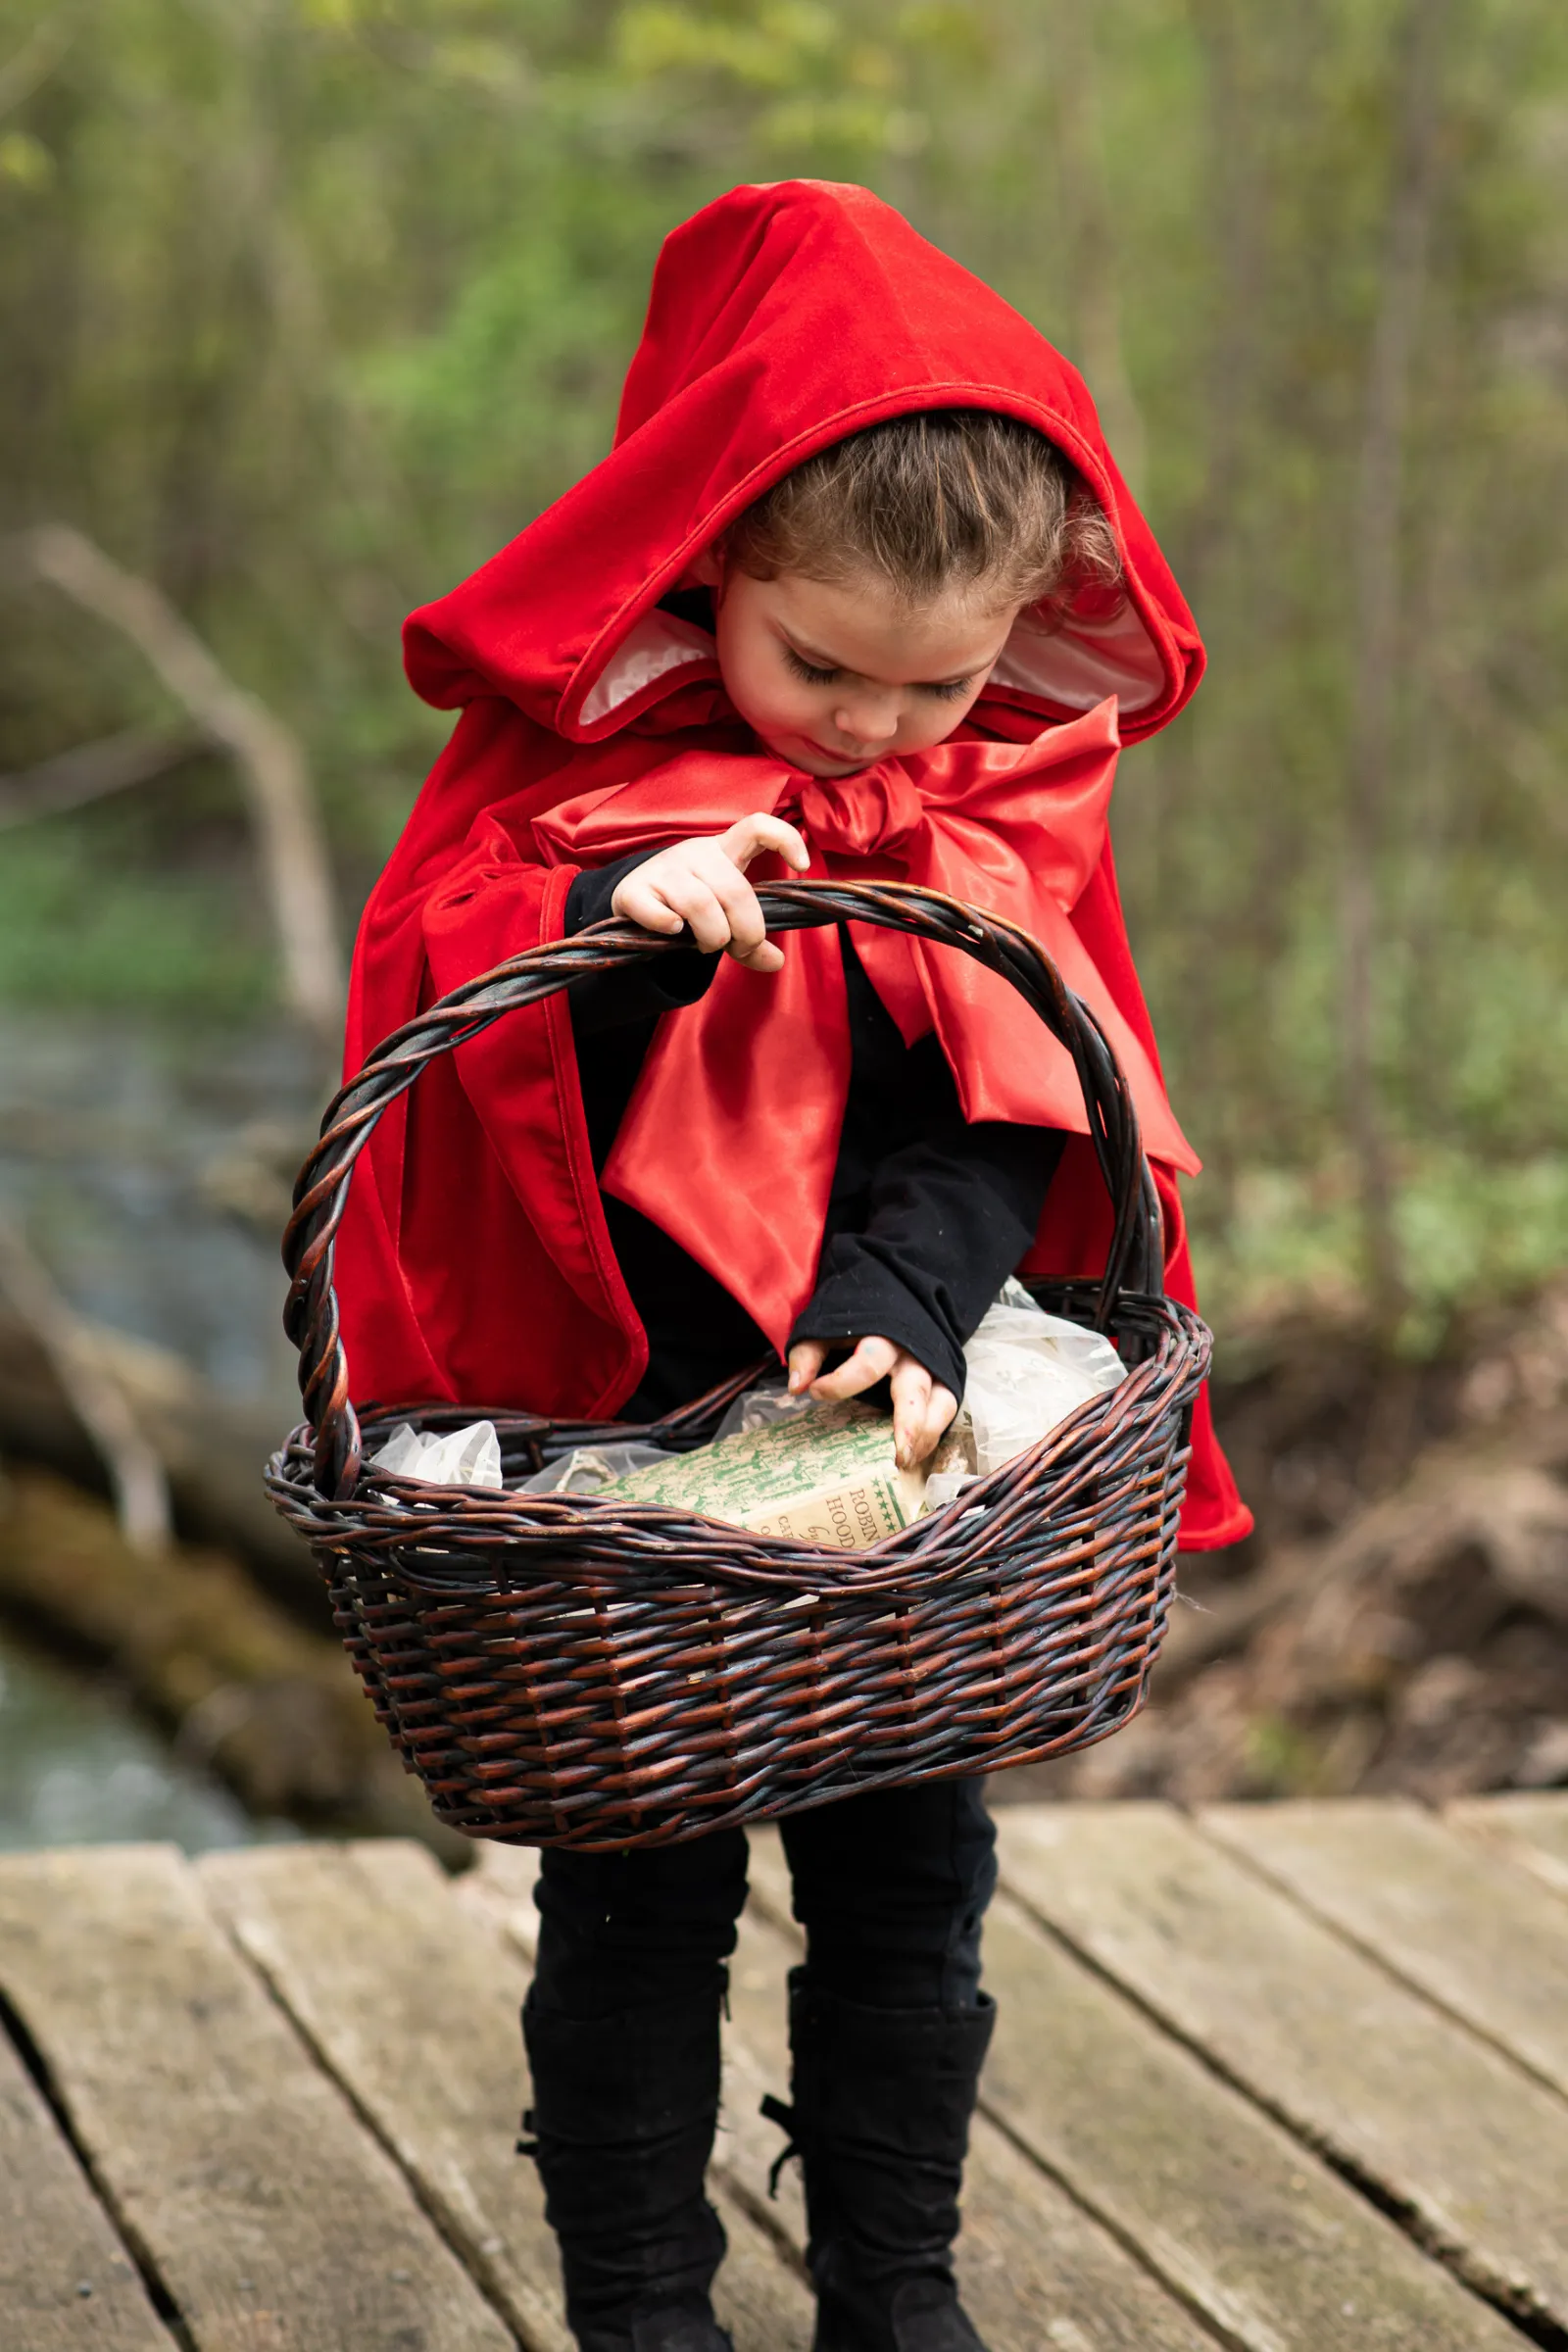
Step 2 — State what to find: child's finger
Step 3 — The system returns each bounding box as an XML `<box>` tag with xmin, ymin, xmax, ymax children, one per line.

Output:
<box><xmin>808</xmin><ymin>1334</ymin><xmax>899</xmax><ymax>1401</ymax></box>
<box><xmin>889</xmin><ymin>1354</ymin><xmax>935</xmax><ymax>1469</ymax></box>
<box><xmin>702</xmin><ymin>864</ymin><xmax>785</xmax><ymax>973</ymax></box>
<box><xmin>730</xmin><ymin>937</ymin><xmax>786</xmax><ymax>974</ymax></box>
<box><xmin>708</xmin><ymin>825</ymin><xmax>802</xmax><ymax>969</ymax></box>
<box><xmin>650</xmin><ymin>873</ymin><xmax>736</xmax><ymax>955</ymax></box>
<box><xmin>787</xmin><ymin>1340</ymin><xmax>828</xmax><ymax>1394</ymax></box>
<box><xmin>720</xmin><ymin>813</ymin><xmax>811</xmax><ymax>874</ymax></box>
<box><xmin>892</xmin><ymin>1366</ymin><xmax>957</xmax><ymax>1469</ymax></box>
<box><xmin>612</xmin><ymin>873</ymin><xmax>688</xmax><ymax>934</ymax></box>
<box><xmin>704</xmin><ymin>862</ymin><xmax>770</xmax><ymax>960</ymax></box>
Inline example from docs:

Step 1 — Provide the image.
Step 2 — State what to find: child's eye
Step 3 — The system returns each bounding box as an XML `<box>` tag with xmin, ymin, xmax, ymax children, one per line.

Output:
<box><xmin>784</xmin><ymin>647</ymin><xmax>841</xmax><ymax>686</ymax></box>
<box><xmin>920</xmin><ymin>677</ymin><xmax>974</xmax><ymax>703</ymax></box>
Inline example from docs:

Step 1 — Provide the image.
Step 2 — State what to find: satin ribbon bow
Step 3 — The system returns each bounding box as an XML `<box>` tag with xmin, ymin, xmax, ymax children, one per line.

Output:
<box><xmin>532</xmin><ymin>699</ymin><xmax>1194</xmax><ymax>1348</ymax></box>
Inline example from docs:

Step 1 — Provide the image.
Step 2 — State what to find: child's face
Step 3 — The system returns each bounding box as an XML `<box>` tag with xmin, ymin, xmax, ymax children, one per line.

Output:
<box><xmin>713</xmin><ymin>564</ymin><xmax>1019</xmax><ymax>778</ymax></box>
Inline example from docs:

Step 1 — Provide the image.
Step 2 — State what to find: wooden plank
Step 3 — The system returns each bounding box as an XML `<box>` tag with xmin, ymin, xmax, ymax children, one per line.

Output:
<box><xmin>980</xmin><ymin>1884</ymin><xmax>1521</xmax><ymax>2352</ymax></box>
<box><xmin>455</xmin><ymin>1843</ymin><xmax>540</xmax><ymax>1957</ymax></box>
<box><xmin>0</xmin><ymin>1844</ymin><xmax>515</xmax><ymax>2352</ymax></box>
<box><xmin>756</xmin><ymin>1818</ymin><xmax>1516</xmax><ymax>2347</ymax></box>
<box><xmin>205</xmin><ymin>1839</ymin><xmax>811</xmax><ymax>2352</ymax></box>
<box><xmin>713</xmin><ymin>1904</ymin><xmax>809</xmax><ymax>2258</ymax></box>
<box><xmin>997</xmin><ymin>1802</ymin><xmax>1568</xmax><ymax>2338</ymax></box>
<box><xmin>1200</xmin><ymin>1797</ymin><xmax>1568</xmax><ymax>2100</ymax></box>
<box><xmin>456</xmin><ymin>1843</ymin><xmax>814</xmax><ymax>2351</ymax></box>
<box><xmin>466</xmin><ymin>1834</ymin><xmax>1220</xmax><ymax>2351</ymax></box>
<box><xmin>0</xmin><ymin>2024</ymin><xmax>172</xmax><ymax>2349</ymax></box>
<box><xmin>1447</xmin><ymin>1792</ymin><xmax>1568</xmax><ymax>1903</ymax></box>
<box><xmin>199</xmin><ymin>1840</ymin><xmax>567</xmax><ymax>2352</ymax></box>
<box><xmin>719</xmin><ymin>1893</ymin><xmax>1221</xmax><ymax>2352</ymax></box>
<box><xmin>739</xmin><ymin>1824</ymin><xmax>792</xmax><ymax>1931</ymax></box>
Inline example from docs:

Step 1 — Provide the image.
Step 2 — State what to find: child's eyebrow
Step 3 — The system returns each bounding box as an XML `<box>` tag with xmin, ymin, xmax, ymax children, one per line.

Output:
<box><xmin>781</xmin><ymin>627</ymin><xmax>975</xmax><ymax>689</ymax></box>
<box><xmin>782</xmin><ymin>627</ymin><xmax>850</xmax><ymax>670</ymax></box>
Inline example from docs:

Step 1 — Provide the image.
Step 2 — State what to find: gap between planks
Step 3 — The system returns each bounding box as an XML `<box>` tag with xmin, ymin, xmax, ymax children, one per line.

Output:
<box><xmin>198</xmin><ymin>1837</ymin><xmax>813</xmax><ymax>2352</ymax></box>
<box><xmin>0</xmin><ymin>1841</ymin><xmax>517</xmax><ymax>2352</ymax></box>
<box><xmin>749</xmin><ymin>1819</ymin><xmax>1533</xmax><ymax>2352</ymax></box>
<box><xmin>993</xmin><ymin>1801</ymin><xmax>1568</xmax><ymax>2345</ymax></box>
<box><xmin>1196</xmin><ymin>1795</ymin><xmax>1568</xmax><ymax>2103</ymax></box>
<box><xmin>464</xmin><ymin>1835</ymin><xmax>1224</xmax><ymax>2352</ymax></box>
<box><xmin>0</xmin><ymin>2009</ymin><xmax>172</xmax><ymax>2350</ymax></box>
<box><xmin>1446</xmin><ymin>1792</ymin><xmax>1568</xmax><ymax>1906</ymax></box>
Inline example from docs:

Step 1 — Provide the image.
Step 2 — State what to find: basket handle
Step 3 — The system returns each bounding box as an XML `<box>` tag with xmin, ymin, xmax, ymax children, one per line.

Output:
<box><xmin>282</xmin><ymin>877</ymin><xmax>1164</xmax><ymax>1500</ymax></box>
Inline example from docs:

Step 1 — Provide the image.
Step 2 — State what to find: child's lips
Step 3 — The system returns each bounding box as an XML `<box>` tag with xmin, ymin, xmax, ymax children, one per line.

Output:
<box><xmin>799</xmin><ymin>739</ymin><xmax>873</xmax><ymax>774</ymax></box>
<box><xmin>760</xmin><ymin>727</ymin><xmax>878</xmax><ymax>776</ymax></box>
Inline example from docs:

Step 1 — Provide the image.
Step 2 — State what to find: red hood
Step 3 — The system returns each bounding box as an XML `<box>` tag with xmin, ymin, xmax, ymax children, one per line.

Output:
<box><xmin>403</xmin><ymin>178</ymin><xmax>1202</xmax><ymax>747</ymax></box>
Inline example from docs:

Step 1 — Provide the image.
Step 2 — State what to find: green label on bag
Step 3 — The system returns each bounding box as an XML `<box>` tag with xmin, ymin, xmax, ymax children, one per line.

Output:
<box><xmin>610</xmin><ymin>1399</ymin><xmax>925</xmax><ymax>1548</ymax></box>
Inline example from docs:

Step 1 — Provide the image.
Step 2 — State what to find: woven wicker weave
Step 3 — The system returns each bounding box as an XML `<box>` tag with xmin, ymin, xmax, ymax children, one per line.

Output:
<box><xmin>267</xmin><ymin>879</ymin><xmax>1210</xmax><ymax>1848</ymax></box>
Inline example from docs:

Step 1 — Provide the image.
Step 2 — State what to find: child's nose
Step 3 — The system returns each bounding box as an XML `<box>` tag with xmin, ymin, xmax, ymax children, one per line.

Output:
<box><xmin>833</xmin><ymin>692</ymin><xmax>901</xmax><ymax>748</ymax></box>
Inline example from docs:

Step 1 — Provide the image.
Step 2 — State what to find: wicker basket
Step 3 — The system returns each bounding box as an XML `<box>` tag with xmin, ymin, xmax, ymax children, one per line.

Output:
<box><xmin>267</xmin><ymin>879</ymin><xmax>1210</xmax><ymax>1849</ymax></box>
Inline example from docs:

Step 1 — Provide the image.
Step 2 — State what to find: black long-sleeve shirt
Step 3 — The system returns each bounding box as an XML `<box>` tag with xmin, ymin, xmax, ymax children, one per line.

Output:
<box><xmin>564</xmin><ymin>854</ymin><xmax>1062</xmax><ymax>1417</ymax></box>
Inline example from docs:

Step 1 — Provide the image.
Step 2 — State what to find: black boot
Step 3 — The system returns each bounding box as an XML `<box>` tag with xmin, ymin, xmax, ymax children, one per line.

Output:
<box><xmin>764</xmin><ymin>1970</ymin><xmax>995</xmax><ymax>2352</ymax></box>
<box><xmin>522</xmin><ymin>1986</ymin><xmax>734</xmax><ymax>2352</ymax></box>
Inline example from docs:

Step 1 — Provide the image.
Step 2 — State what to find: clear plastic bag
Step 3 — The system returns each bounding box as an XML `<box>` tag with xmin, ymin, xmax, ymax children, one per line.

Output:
<box><xmin>921</xmin><ymin>1291</ymin><xmax>1127</xmax><ymax>1514</ymax></box>
<box><xmin>369</xmin><ymin>1419</ymin><xmax>504</xmax><ymax>1489</ymax></box>
<box><xmin>713</xmin><ymin>1379</ymin><xmax>814</xmax><ymax>1441</ymax></box>
<box><xmin>519</xmin><ymin>1442</ymin><xmax>674</xmax><ymax>1495</ymax></box>
<box><xmin>961</xmin><ymin>1298</ymin><xmax>1125</xmax><ymax>1476</ymax></box>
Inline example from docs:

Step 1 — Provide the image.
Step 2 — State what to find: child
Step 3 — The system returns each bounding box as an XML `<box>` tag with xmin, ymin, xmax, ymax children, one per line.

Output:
<box><xmin>338</xmin><ymin>182</ymin><xmax>1250</xmax><ymax>2352</ymax></box>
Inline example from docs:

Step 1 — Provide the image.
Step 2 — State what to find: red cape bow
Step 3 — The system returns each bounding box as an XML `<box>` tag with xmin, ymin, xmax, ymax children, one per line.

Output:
<box><xmin>531</xmin><ymin>701</ymin><xmax>1197</xmax><ymax>1348</ymax></box>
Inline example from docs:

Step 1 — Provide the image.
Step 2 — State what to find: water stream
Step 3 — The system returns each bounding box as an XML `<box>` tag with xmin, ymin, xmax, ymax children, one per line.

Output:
<box><xmin>0</xmin><ymin>1007</ymin><xmax>322</xmax><ymax>1846</ymax></box>
<box><xmin>0</xmin><ymin>1629</ymin><xmax>292</xmax><ymax>1850</ymax></box>
<box><xmin>0</xmin><ymin>1007</ymin><xmax>318</xmax><ymax>1411</ymax></box>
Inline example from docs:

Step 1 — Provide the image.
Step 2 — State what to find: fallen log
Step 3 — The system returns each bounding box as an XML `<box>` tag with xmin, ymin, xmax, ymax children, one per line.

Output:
<box><xmin>0</xmin><ymin>1463</ymin><xmax>466</xmax><ymax>1855</ymax></box>
<box><xmin>0</xmin><ymin>1215</ymin><xmax>172</xmax><ymax>1551</ymax></box>
<box><xmin>0</xmin><ymin>1307</ymin><xmax>322</xmax><ymax>1621</ymax></box>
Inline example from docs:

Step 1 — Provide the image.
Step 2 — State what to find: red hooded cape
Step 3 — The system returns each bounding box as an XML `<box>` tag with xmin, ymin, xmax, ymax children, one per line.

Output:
<box><xmin>338</xmin><ymin>179</ymin><xmax>1250</xmax><ymax>1550</ymax></box>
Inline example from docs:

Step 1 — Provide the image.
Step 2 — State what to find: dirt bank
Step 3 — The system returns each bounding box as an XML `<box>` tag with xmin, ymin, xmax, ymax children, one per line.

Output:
<box><xmin>1003</xmin><ymin>1281</ymin><xmax>1568</xmax><ymax>1805</ymax></box>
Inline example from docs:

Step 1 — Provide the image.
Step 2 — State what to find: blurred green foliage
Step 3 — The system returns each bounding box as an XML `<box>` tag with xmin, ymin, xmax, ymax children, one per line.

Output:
<box><xmin>1</xmin><ymin>0</ymin><xmax>1565</xmax><ymax>1331</ymax></box>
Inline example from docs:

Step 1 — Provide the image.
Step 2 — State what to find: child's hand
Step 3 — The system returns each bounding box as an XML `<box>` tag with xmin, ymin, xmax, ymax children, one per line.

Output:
<box><xmin>786</xmin><ymin>1336</ymin><xmax>958</xmax><ymax>1472</ymax></box>
<box><xmin>611</xmin><ymin>813</ymin><xmax>809</xmax><ymax>974</ymax></box>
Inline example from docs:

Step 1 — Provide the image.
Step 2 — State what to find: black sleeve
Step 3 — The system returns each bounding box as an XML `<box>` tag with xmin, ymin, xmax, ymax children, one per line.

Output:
<box><xmin>785</xmin><ymin>927</ymin><xmax>1062</xmax><ymax>1401</ymax></box>
<box><xmin>563</xmin><ymin>852</ymin><xmax>719</xmax><ymax>1036</ymax></box>
<box><xmin>789</xmin><ymin>1120</ymin><xmax>1063</xmax><ymax>1403</ymax></box>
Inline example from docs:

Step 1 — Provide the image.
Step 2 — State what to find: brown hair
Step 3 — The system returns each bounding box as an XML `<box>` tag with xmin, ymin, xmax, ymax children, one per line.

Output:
<box><xmin>722</xmin><ymin>409</ymin><xmax>1122</xmax><ymax>617</ymax></box>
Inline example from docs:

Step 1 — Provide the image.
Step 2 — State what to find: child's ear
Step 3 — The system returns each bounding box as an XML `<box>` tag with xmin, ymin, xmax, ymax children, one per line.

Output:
<box><xmin>684</xmin><ymin>543</ymin><xmax>724</xmax><ymax>589</ymax></box>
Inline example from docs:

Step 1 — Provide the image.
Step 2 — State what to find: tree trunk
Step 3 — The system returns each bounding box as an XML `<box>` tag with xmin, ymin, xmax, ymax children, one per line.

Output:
<box><xmin>1343</xmin><ymin>0</ymin><xmax>1450</xmax><ymax>1335</ymax></box>
<box><xmin>1042</xmin><ymin>0</ymin><xmax>1148</xmax><ymax>498</ymax></box>
<box><xmin>11</xmin><ymin>524</ymin><xmax>345</xmax><ymax>1046</ymax></box>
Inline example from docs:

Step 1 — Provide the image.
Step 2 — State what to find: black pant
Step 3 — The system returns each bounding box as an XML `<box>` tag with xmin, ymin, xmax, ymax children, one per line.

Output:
<box><xmin>532</xmin><ymin>1778</ymin><xmax>997</xmax><ymax>2021</ymax></box>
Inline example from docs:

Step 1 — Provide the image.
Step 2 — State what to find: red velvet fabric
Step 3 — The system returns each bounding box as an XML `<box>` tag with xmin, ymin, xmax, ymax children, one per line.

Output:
<box><xmin>338</xmin><ymin>179</ymin><xmax>1250</xmax><ymax>1549</ymax></box>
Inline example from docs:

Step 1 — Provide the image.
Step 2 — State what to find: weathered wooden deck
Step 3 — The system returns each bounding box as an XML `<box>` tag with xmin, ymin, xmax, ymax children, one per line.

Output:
<box><xmin>1</xmin><ymin>1794</ymin><xmax>1564</xmax><ymax>2351</ymax></box>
